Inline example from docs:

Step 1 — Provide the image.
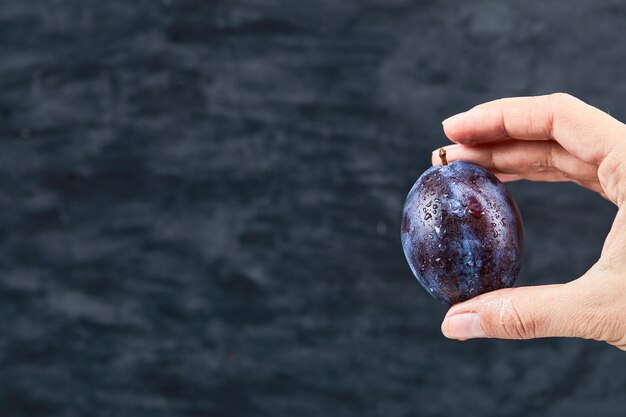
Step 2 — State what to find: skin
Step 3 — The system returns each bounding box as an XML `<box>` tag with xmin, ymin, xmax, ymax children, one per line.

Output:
<box><xmin>432</xmin><ymin>93</ymin><xmax>626</xmax><ymax>350</ymax></box>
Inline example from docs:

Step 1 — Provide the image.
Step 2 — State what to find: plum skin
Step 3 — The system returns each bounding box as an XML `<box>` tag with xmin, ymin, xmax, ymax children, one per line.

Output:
<box><xmin>401</xmin><ymin>160</ymin><xmax>524</xmax><ymax>305</ymax></box>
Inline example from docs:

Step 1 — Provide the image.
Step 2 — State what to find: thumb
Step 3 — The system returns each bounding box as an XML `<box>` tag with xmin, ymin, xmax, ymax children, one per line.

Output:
<box><xmin>441</xmin><ymin>278</ymin><xmax>617</xmax><ymax>342</ymax></box>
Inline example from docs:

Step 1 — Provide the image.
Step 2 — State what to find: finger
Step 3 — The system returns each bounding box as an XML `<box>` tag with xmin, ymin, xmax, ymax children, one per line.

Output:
<box><xmin>442</xmin><ymin>93</ymin><xmax>626</xmax><ymax>165</ymax></box>
<box><xmin>440</xmin><ymin>278</ymin><xmax>621</xmax><ymax>344</ymax></box>
<box><xmin>431</xmin><ymin>148</ymin><xmax>568</xmax><ymax>186</ymax></box>
<box><xmin>431</xmin><ymin>142</ymin><xmax>601</xmax><ymax>189</ymax></box>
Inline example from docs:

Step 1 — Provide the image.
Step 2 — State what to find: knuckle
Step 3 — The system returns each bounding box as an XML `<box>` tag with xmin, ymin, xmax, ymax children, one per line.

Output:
<box><xmin>530</xmin><ymin>143</ymin><xmax>557</xmax><ymax>170</ymax></box>
<box><xmin>500</xmin><ymin>309</ymin><xmax>534</xmax><ymax>339</ymax></box>
<box><xmin>549</xmin><ymin>92</ymin><xmax>575</xmax><ymax>104</ymax></box>
<box><xmin>572</xmin><ymin>309</ymin><xmax>613</xmax><ymax>341</ymax></box>
<box><xmin>598</xmin><ymin>149</ymin><xmax>626</xmax><ymax>206</ymax></box>
<box><xmin>569</xmin><ymin>287</ymin><xmax>625</xmax><ymax>343</ymax></box>
<box><xmin>573</xmin><ymin>273</ymin><xmax>626</xmax><ymax>343</ymax></box>
<box><xmin>486</xmin><ymin>296</ymin><xmax>537</xmax><ymax>339</ymax></box>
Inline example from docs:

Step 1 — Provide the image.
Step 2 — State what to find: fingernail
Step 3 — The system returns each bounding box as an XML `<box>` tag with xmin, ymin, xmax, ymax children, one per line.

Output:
<box><xmin>442</xmin><ymin>111</ymin><xmax>466</xmax><ymax>125</ymax></box>
<box><xmin>442</xmin><ymin>313</ymin><xmax>486</xmax><ymax>339</ymax></box>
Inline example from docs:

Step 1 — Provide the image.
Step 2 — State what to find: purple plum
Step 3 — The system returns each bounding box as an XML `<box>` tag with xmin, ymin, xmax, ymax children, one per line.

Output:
<box><xmin>401</xmin><ymin>149</ymin><xmax>524</xmax><ymax>305</ymax></box>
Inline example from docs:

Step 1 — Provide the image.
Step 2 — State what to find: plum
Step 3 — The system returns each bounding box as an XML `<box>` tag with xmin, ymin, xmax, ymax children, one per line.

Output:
<box><xmin>401</xmin><ymin>149</ymin><xmax>524</xmax><ymax>305</ymax></box>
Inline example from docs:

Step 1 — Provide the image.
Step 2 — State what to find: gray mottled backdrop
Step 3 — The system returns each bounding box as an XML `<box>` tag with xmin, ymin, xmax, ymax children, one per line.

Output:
<box><xmin>1</xmin><ymin>0</ymin><xmax>625</xmax><ymax>416</ymax></box>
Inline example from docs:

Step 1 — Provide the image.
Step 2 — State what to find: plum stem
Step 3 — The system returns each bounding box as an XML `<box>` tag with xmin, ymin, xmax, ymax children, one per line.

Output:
<box><xmin>439</xmin><ymin>148</ymin><xmax>448</xmax><ymax>166</ymax></box>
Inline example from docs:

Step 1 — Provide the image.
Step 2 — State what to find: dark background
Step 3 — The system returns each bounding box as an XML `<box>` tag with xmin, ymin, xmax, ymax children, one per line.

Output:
<box><xmin>1</xmin><ymin>0</ymin><xmax>625</xmax><ymax>416</ymax></box>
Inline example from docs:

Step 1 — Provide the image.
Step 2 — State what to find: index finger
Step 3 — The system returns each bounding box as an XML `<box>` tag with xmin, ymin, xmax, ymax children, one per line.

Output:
<box><xmin>442</xmin><ymin>93</ymin><xmax>626</xmax><ymax>165</ymax></box>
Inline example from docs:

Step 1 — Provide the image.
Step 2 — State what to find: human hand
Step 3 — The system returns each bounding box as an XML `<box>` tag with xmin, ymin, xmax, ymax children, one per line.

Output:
<box><xmin>432</xmin><ymin>93</ymin><xmax>626</xmax><ymax>350</ymax></box>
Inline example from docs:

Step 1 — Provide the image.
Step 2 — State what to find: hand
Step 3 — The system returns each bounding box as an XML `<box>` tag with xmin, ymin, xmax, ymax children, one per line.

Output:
<box><xmin>432</xmin><ymin>93</ymin><xmax>626</xmax><ymax>350</ymax></box>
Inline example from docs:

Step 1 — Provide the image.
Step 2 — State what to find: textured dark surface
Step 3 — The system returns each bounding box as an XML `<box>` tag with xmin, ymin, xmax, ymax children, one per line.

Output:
<box><xmin>1</xmin><ymin>1</ymin><xmax>625</xmax><ymax>416</ymax></box>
